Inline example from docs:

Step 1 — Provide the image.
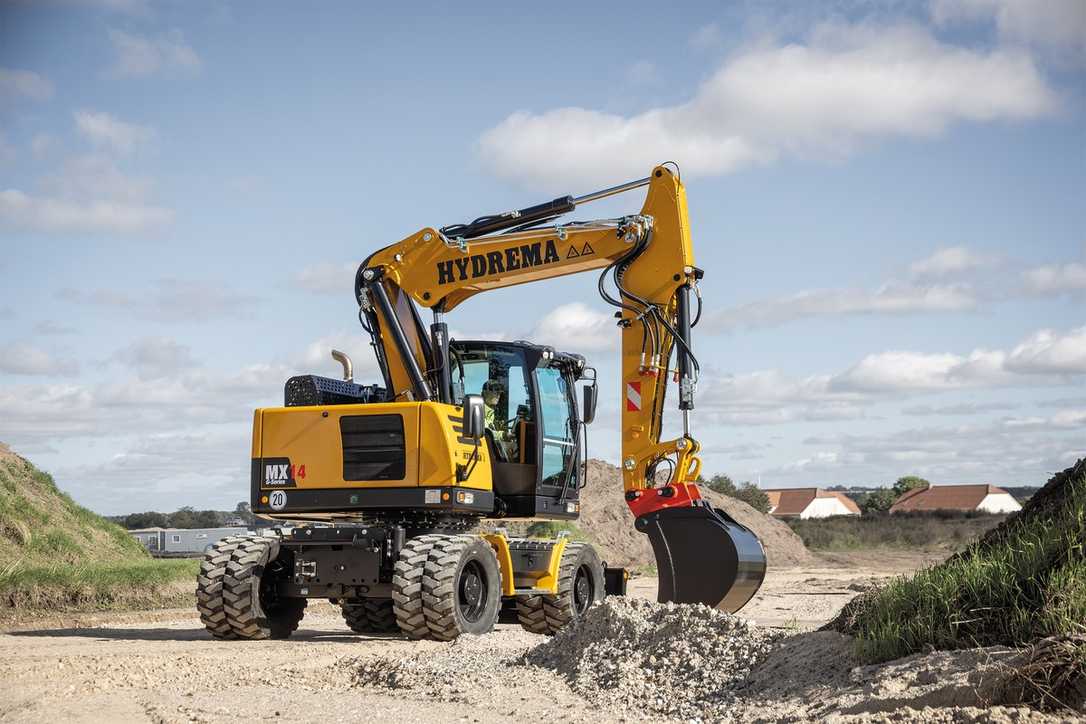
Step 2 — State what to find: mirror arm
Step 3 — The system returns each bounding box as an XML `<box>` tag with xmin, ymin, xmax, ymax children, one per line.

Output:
<box><xmin>457</xmin><ymin>440</ymin><xmax>480</xmax><ymax>482</ymax></box>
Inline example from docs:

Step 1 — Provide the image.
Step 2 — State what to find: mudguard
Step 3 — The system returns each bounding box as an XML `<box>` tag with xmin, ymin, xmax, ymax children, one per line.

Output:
<box><xmin>635</xmin><ymin>501</ymin><xmax>766</xmax><ymax>613</ymax></box>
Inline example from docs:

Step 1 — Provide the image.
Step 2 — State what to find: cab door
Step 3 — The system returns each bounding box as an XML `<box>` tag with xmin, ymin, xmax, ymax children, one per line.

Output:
<box><xmin>533</xmin><ymin>365</ymin><xmax>579</xmax><ymax>495</ymax></box>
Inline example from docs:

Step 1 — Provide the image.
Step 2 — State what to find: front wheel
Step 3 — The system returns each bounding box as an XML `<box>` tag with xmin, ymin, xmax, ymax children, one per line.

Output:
<box><xmin>518</xmin><ymin>542</ymin><xmax>604</xmax><ymax>635</ymax></box>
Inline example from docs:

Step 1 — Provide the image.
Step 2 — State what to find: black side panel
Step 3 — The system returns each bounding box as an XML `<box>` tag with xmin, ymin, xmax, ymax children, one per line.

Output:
<box><xmin>497</xmin><ymin>495</ymin><xmax>578</xmax><ymax>520</ymax></box>
<box><xmin>340</xmin><ymin>414</ymin><xmax>406</xmax><ymax>481</ymax></box>
<box><xmin>491</xmin><ymin>461</ymin><xmax>536</xmax><ymax>497</ymax></box>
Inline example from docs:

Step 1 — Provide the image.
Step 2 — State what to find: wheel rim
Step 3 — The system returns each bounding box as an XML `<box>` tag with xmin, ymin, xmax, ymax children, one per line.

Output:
<box><xmin>458</xmin><ymin>559</ymin><xmax>488</xmax><ymax>623</ymax></box>
<box><xmin>573</xmin><ymin>564</ymin><xmax>594</xmax><ymax>616</ymax></box>
<box><xmin>260</xmin><ymin>558</ymin><xmax>286</xmax><ymax>613</ymax></box>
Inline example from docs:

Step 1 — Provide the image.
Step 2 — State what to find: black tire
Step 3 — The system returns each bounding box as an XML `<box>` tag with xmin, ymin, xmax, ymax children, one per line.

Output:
<box><xmin>515</xmin><ymin>594</ymin><xmax>550</xmax><ymax>634</ymax></box>
<box><xmin>196</xmin><ymin>535</ymin><xmax>245</xmax><ymax>639</ymax></box>
<box><xmin>392</xmin><ymin>534</ymin><xmax>442</xmax><ymax>639</ymax></box>
<box><xmin>222</xmin><ymin>536</ymin><xmax>306</xmax><ymax>640</ymax></box>
<box><xmin>422</xmin><ymin>535</ymin><xmax>501</xmax><ymax>641</ymax></box>
<box><xmin>538</xmin><ymin>542</ymin><xmax>605</xmax><ymax>635</ymax></box>
<box><xmin>341</xmin><ymin>598</ymin><xmax>398</xmax><ymax>634</ymax></box>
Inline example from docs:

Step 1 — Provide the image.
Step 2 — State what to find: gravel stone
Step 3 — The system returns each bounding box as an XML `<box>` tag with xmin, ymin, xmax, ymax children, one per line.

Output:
<box><xmin>524</xmin><ymin>596</ymin><xmax>780</xmax><ymax>721</ymax></box>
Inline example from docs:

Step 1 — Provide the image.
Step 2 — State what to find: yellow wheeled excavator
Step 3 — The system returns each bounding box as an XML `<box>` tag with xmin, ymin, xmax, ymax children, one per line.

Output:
<box><xmin>197</xmin><ymin>163</ymin><xmax>766</xmax><ymax>641</ymax></box>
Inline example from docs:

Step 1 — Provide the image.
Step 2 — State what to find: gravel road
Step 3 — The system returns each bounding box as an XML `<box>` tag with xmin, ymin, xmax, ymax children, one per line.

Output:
<box><xmin>0</xmin><ymin>553</ymin><xmax>990</xmax><ymax>724</ymax></box>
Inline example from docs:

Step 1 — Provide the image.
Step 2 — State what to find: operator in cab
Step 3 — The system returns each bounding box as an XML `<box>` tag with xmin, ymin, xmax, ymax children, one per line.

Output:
<box><xmin>482</xmin><ymin>379</ymin><xmax>514</xmax><ymax>459</ymax></box>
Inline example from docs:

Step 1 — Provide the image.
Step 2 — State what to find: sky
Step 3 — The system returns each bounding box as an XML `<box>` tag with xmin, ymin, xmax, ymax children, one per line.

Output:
<box><xmin>1</xmin><ymin>0</ymin><xmax>1084</xmax><ymax>515</ymax></box>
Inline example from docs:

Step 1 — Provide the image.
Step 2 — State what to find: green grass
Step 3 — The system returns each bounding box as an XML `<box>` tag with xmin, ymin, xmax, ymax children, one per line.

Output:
<box><xmin>0</xmin><ymin>559</ymin><xmax>199</xmax><ymax>612</ymax></box>
<box><xmin>0</xmin><ymin>445</ymin><xmax>193</xmax><ymax>617</ymax></box>
<box><xmin>830</xmin><ymin>458</ymin><xmax>1086</xmax><ymax>664</ymax></box>
<box><xmin>788</xmin><ymin>512</ymin><xmax>1005</xmax><ymax>551</ymax></box>
<box><xmin>524</xmin><ymin>520</ymin><xmax>592</xmax><ymax>541</ymax></box>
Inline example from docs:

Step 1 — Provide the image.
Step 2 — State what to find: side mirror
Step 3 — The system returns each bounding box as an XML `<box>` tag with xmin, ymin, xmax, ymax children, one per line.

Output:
<box><xmin>582</xmin><ymin>383</ymin><xmax>598</xmax><ymax>425</ymax></box>
<box><xmin>462</xmin><ymin>394</ymin><xmax>485</xmax><ymax>440</ymax></box>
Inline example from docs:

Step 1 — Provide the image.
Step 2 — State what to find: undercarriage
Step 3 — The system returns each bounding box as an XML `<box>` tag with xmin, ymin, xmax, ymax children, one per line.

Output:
<box><xmin>196</xmin><ymin>522</ymin><xmax>626</xmax><ymax>641</ymax></box>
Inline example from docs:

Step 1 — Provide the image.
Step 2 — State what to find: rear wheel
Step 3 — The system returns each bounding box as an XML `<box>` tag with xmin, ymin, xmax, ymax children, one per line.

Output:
<box><xmin>341</xmin><ymin>598</ymin><xmax>397</xmax><ymax>634</ymax></box>
<box><xmin>422</xmin><ymin>535</ymin><xmax>501</xmax><ymax>641</ymax></box>
<box><xmin>222</xmin><ymin>536</ymin><xmax>307</xmax><ymax>640</ymax></box>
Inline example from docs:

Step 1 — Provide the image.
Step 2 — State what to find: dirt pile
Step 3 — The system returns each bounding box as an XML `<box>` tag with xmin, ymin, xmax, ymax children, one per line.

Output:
<box><xmin>578</xmin><ymin>458</ymin><xmax>814</xmax><ymax>568</ymax></box>
<box><xmin>0</xmin><ymin>442</ymin><xmax>148</xmax><ymax>568</ymax></box>
<box><xmin>0</xmin><ymin>442</ymin><xmax>196</xmax><ymax>619</ymax></box>
<box><xmin>526</xmin><ymin>596</ymin><xmax>778</xmax><ymax>720</ymax></box>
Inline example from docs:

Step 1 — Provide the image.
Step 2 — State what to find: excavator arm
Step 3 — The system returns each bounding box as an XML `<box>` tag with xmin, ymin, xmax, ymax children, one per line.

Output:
<box><xmin>354</xmin><ymin>164</ymin><xmax>766</xmax><ymax>611</ymax></box>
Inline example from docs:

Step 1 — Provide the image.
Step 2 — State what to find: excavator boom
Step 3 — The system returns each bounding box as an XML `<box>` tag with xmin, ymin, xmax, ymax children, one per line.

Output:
<box><xmin>357</xmin><ymin>164</ymin><xmax>766</xmax><ymax>612</ymax></box>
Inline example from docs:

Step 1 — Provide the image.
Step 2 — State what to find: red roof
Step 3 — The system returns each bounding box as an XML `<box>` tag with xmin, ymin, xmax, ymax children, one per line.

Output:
<box><xmin>889</xmin><ymin>484</ymin><xmax>1011</xmax><ymax>513</ymax></box>
<box><xmin>765</xmin><ymin>488</ymin><xmax>860</xmax><ymax>517</ymax></box>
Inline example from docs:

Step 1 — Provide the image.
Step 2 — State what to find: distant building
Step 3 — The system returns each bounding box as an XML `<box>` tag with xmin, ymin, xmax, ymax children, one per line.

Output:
<box><xmin>764</xmin><ymin>488</ymin><xmax>861</xmax><ymax>519</ymax></box>
<box><xmin>129</xmin><ymin>527</ymin><xmax>166</xmax><ymax>553</ymax></box>
<box><xmin>889</xmin><ymin>484</ymin><xmax>1022</xmax><ymax>514</ymax></box>
<box><xmin>129</xmin><ymin>527</ymin><xmax>250</xmax><ymax>555</ymax></box>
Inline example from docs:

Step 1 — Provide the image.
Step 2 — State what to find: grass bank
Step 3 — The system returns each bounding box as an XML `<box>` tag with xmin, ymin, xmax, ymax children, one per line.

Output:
<box><xmin>0</xmin><ymin>443</ymin><xmax>199</xmax><ymax>620</ymax></box>
<box><xmin>830</xmin><ymin>457</ymin><xmax>1086</xmax><ymax>668</ymax></box>
<box><xmin>1</xmin><ymin>559</ymin><xmax>199</xmax><ymax>614</ymax></box>
<box><xmin>788</xmin><ymin>511</ymin><xmax>1005</xmax><ymax>552</ymax></box>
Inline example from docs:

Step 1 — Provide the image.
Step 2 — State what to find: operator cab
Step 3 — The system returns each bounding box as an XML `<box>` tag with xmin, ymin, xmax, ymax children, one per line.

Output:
<box><xmin>449</xmin><ymin>340</ymin><xmax>597</xmax><ymax>520</ymax></box>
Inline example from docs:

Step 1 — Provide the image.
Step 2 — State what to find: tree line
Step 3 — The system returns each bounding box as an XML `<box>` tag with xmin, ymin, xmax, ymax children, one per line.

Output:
<box><xmin>695</xmin><ymin>474</ymin><xmax>937</xmax><ymax>515</ymax></box>
<box><xmin>114</xmin><ymin>502</ymin><xmax>255</xmax><ymax>530</ymax></box>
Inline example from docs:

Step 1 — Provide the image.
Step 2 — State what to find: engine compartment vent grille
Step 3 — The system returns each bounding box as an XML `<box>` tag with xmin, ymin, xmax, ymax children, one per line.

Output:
<box><xmin>340</xmin><ymin>414</ymin><xmax>405</xmax><ymax>481</ymax></box>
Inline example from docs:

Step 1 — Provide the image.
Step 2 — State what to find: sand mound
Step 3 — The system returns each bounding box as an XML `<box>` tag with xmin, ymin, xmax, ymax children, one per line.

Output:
<box><xmin>577</xmin><ymin>459</ymin><xmax>814</xmax><ymax>568</ymax></box>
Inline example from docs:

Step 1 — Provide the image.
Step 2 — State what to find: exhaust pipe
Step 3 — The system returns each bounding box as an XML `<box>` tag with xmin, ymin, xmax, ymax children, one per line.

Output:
<box><xmin>331</xmin><ymin>349</ymin><xmax>353</xmax><ymax>382</ymax></box>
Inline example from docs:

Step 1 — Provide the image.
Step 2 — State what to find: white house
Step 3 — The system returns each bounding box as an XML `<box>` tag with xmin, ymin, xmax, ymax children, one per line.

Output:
<box><xmin>890</xmin><ymin>484</ymin><xmax>1022</xmax><ymax>514</ymax></box>
<box><xmin>765</xmin><ymin>488</ymin><xmax>861</xmax><ymax>519</ymax></box>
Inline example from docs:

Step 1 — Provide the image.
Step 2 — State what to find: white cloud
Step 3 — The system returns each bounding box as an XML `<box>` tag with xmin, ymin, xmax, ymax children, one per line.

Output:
<box><xmin>528</xmin><ymin>303</ymin><xmax>617</xmax><ymax>351</ymax></box>
<box><xmin>932</xmin><ymin>0</ymin><xmax>1086</xmax><ymax>57</ymax></box>
<box><xmin>0</xmin><ymin>68</ymin><xmax>54</xmax><ymax>102</ymax></box>
<box><xmin>108</xmin><ymin>28</ymin><xmax>201</xmax><ymax>78</ymax></box>
<box><xmin>42</xmin><ymin>154</ymin><xmax>153</xmax><ymax>203</ymax></box>
<box><xmin>1023</xmin><ymin>261</ymin><xmax>1086</xmax><ymax>295</ymax></box>
<box><xmin>830</xmin><ymin>325</ymin><xmax>1086</xmax><ymax>393</ymax></box>
<box><xmin>778</xmin><ymin>417</ymin><xmax>1082</xmax><ymax>487</ymax></box>
<box><xmin>0</xmin><ymin>188</ymin><xmax>173</xmax><ymax>234</ymax></box>
<box><xmin>689</xmin><ymin>22</ymin><xmax>723</xmax><ymax>51</ymax></box>
<box><xmin>910</xmin><ymin>246</ymin><xmax>996</xmax><ymax>278</ymax></box>
<box><xmin>830</xmin><ymin>349</ymin><xmax>1011</xmax><ymax>393</ymax></box>
<box><xmin>902</xmin><ymin>401</ymin><xmax>1017</xmax><ymax>416</ymax></box>
<box><xmin>296</xmin><ymin>331</ymin><xmax>380</xmax><ymax>380</ymax></box>
<box><xmin>292</xmin><ymin>262</ymin><xmax>356</xmax><ymax>294</ymax></box>
<box><xmin>1005</xmin><ymin>325</ymin><xmax>1086</xmax><ymax>375</ymax></box>
<box><xmin>57</xmin><ymin>279</ymin><xmax>257</xmax><ymax>323</ymax></box>
<box><xmin>73</xmin><ymin>110</ymin><xmax>155</xmax><ymax>155</ymax></box>
<box><xmin>478</xmin><ymin>23</ymin><xmax>1057</xmax><ymax>189</ymax></box>
<box><xmin>111</xmin><ymin>337</ymin><xmax>200</xmax><ymax>380</ymax></box>
<box><xmin>709</xmin><ymin>281</ymin><xmax>978</xmax><ymax>332</ymax></box>
<box><xmin>0</xmin><ymin>343</ymin><xmax>78</xmax><ymax>376</ymax></box>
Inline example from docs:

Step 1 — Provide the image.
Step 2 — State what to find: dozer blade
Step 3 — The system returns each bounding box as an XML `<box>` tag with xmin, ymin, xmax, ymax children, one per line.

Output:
<box><xmin>635</xmin><ymin>502</ymin><xmax>766</xmax><ymax>613</ymax></box>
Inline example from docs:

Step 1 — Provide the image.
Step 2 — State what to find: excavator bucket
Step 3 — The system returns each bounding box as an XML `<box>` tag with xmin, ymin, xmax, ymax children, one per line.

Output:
<box><xmin>635</xmin><ymin>502</ymin><xmax>767</xmax><ymax>613</ymax></box>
